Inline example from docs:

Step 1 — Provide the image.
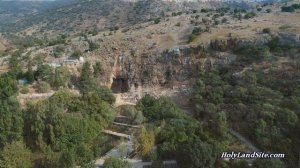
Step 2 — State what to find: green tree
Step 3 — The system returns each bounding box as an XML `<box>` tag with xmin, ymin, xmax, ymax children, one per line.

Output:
<box><xmin>9</xmin><ymin>51</ymin><xmax>22</xmax><ymax>78</ymax></box>
<box><xmin>75</xmin><ymin>144</ymin><xmax>94</xmax><ymax>166</ymax></box>
<box><xmin>20</xmin><ymin>86</ymin><xmax>29</xmax><ymax>94</ymax></box>
<box><xmin>79</xmin><ymin>62</ymin><xmax>95</xmax><ymax>93</ymax></box>
<box><xmin>59</xmin><ymin>150</ymin><xmax>75</xmax><ymax>168</ymax></box>
<box><xmin>93</xmin><ymin>62</ymin><xmax>102</xmax><ymax>78</ymax></box>
<box><xmin>92</xmin><ymin>87</ymin><xmax>116</xmax><ymax>105</ymax></box>
<box><xmin>120</xmin><ymin>105</ymin><xmax>144</xmax><ymax>124</ymax></box>
<box><xmin>80</xmin><ymin>91</ymin><xmax>116</xmax><ymax>126</ymax></box>
<box><xmin>277</xmin><ymin>108</ymin><xmax>298</xmax><ymax>127</ymax></box>
<box><xmin>41</xmin><ymin>148</ymin><xmax>60</xmax><ymax>168</ymax></box>
<box><xmin>22</xmin><ymin>88</ymin><xmax>117</xmax><ymax>166</ymax></box>
<box><xmin>177</xmin><ymin>139</ymin><xmax>219</xmax><ymax>168</ymax></box>
<box><xmin>158</xmin><ymin>119</ymin><xmax>194</xmax><ymax>154</ymax></box>
<box><xmin>88</xmin><ymin>40</ymin><xmax>99</xmax><ymax>51</ymax></box>
<box><xmin>0</xmin><ymin>74</ymin><xmax>23</xmax><ymax>148</ymax></box>
<box><xmin>215</xmin><ymin>111</ymin><xmax>229</xmax><ymax>139</ymax></box>
<box><xmin>0</xmin><ymin>73</ymin><xmax>18</xmax><ymax>98</ymax></box>
<box><xmin>244</xmin><ymin>12</ymin><xmax>256</xmax><ymax>19</ymax></box>
<box><xmin>230</xmin><ymin>160</ymin><xmax>250</xmax><ymax>168</ymax></box>
<box><xmin>136</xmin><ymin>95</ymin><xmax>183</xmax><ymax>120</ymax></box>
<box><xmin>262</xmin><ymin>28</ymin><xmax>271</xmax><ymax>34</ymax></box>
<box><xmin>51</xmin><ymin>66</ymin><xmax>70</xmax><ymax>88</ymax></box>
<box><xmin>103</xmin><ymin>157</ymin><xmax>131</xmax><ymax>168</ymax></box>
<box><xmin>253</xmin><ymin>159</ymin><xmax>286</xmax><ymax>168</ymax></box>
<box><xmin>26</xmin><ymin>60</ymin><xmax>35</xmax><ymax>83</ymax></box>
<box><xmin>35</xmin><ymin>64</ymin><xmax>52</xmax><ymax>82</ymax></box>
<box><xmin>0</xmin><ymin>141</ymin><xmax>33</xmax><ymax>168</ymax></box>
<box><xmin>37</xmin><ymin>81</ymin><xmax>50</xmax><ymax>93</ymax></box>
<box><xmin>244</xmin><ymin>71</ymin><xmax>257</xmax><ymax>85</ymax></box>
<box><xmin>266</xmin><ymin>9</ymin><xmax>272</xmax><ymax>13</ymax></box>
<box><xmin>154</xmin><ymin>18</ymin><xmax>160</xmax><ymax>24</ymax></box>
<box><xmin>135</xmin><ymin>127</ymin><xmax>155</xmax><ymax>157</ymax></box>
<box><xmin>71</xmin><ymin>50</ymin><xmax>82</xmax><ymax>59</ymax></box>
<box><xmin>255</xmin><ymin>119</ymin><xmax>269</xmax><ymax>146</ymax></box>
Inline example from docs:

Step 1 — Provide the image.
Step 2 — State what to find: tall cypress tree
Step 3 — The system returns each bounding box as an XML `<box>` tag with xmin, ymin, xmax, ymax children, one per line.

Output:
<box><xmin>79</xmin><ymin>62</ymin><xmax>95</xmax><ymax>93</ymax></box>
<box><xmin>26</xmin><ymin>60</ymin><xmax>35</xmax><ymax>84</ymax></box>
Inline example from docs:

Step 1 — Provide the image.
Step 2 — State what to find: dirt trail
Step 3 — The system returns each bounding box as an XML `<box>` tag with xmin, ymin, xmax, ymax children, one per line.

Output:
<box><xmin>18</xmin><ymin>92</ymin><xmax>55</xmax><ymax>99</ymax></box>
<box><xmin>103</xmin><ymin>130</ymin><xmax>131</xmax><ymax>139</ymax></box>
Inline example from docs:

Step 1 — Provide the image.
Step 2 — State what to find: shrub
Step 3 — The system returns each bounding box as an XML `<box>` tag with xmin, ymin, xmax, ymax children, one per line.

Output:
<box><xmin>222</xmin><ymin>18</ymin><xmax>228</xmax><ymax>23</ymax></box>
<box><xmin>109</xmin><ymin>26</ymin><xmax>119</xmax><ymax>31</ymax></box>
<box><xmin>282</xmin><ymin>4</ymin><xmax>300</xmax><ymax>12</ymax></box>
<box><xmin>262</xmin><ymin>28</ymin><xmax>271</xmax><ymax>34</ymax></box>
<box><xmin>235</xmin><ymin>45</ymin><xmax>271</xmax><ymax>63</ymax></box>
<box><xmin>202</xmin><ymin>18</ymin><xmax>210</xmax><ymax>24</ymax></box>
<box><xmin>20</xmin><ymin>87</ymin><xmax>29</xmax><ymax>94</ymax></box>
<box><xmin>88</xmin><ymin>40</ymin><xmax>99</xmax><ymax>51</ymax></box>
<box><xmin>279</xmin><ymin>24</ymin><xmax>292</xmax><ymax>30</ymax></box>
<box><xmin>48</xmin><ymin>35</ymin><xmax>66</xmax><ymax>46</ymax></box>
<box><xmin>154</xmin><ymin>18</ymin><xmax>161</xmax><ymax>24</ymax></box>
<box><xmin>53</xmin><ymin>46</ymin><xmax>64</xmax><ymax>58</ymax></box>
<box><xmin>192</xmin><ymin>27</ymin><xmax>202</xmax><ymax>35</ymax></box>
<box><xmin>244</xmin><ymin>12</ymin><xmax>256</xmax><ymax>19</ymax></box>
<box><xmin>201</xmin><ymin>8</ymin><xmax>209</xmax><ymax>13</ymax></box>
<box><xmin>103</xmin><ymin>157</ymin><xmax>131</xmax><ymax>168</ymax></box>
<box><xmin>177</xmin><ymin>12</ymin><xmax>183</xmax><ymax>15</ymax></box>
<box><xmin>0</xmin><ymin>141</ymin><xmax>33</xmax><ymax>168</ymax></box>
<box><xmin>37</xmin><ymin>81</ymin><xmax>50</xmax><ymax>93</ymax></box>
<box><xmin>188</xmin><ymin>34</ymin><xmax>197</xmax><ymax>43</ymax></box>
<box><xmin>266</xmin><ymin>9</ymin><xmax>272</xmax><ymax>13</ymax></box>
<box><xmin>71</xmin><ymin>50</ymin><xmax>82</xmax><ymax>59</ymax></box>
<box><xmin>281</xmin><ymin>6</ymin><xmax>295</xmax><ymax>12</ymax></box>
<box><xmin>120</xmin><ymin>105</ymin><xmax>145</xmax><ymax>124</ymax></box>
<box><xmin>175</xmin><ymin>22</ymin><xmax>181</xmax><ymax>27</ymax></box>
<box><xmin>213</xmin><ymin>14</ymin><xmax>220</xmax><ymax>19</ymax></box>
<box><xmin>214</xmin><ymin>20</ymin><xmax>220</xmax><ymax>25</ymax></box>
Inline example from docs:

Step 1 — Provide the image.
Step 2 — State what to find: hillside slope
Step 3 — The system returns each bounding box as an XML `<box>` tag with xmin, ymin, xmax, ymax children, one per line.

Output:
<box><xmin>1</xmin><ymin>0</ymin><xmax>235</xmax><ymax>36</ymax></box>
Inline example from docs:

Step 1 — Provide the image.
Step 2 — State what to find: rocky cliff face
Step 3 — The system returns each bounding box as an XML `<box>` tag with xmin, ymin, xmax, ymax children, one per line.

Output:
<box><xmin>109</xmin><ymin>43</ymin><xmax>237</xmax><ymax>93</ymax></box>
<box><xmin>108</xmin><ymin>33</ymin><xmax>300</xmax><ymax>93</ymax></box>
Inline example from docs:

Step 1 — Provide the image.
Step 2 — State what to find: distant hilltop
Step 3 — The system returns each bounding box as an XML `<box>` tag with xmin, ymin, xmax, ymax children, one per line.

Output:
<box><xmin>122</xmin><ymin>0</ymin><xmax>275</xmax><ymax>2</ymax></box>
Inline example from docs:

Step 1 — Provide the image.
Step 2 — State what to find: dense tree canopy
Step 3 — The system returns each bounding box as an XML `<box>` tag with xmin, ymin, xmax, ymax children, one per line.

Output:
<box><xmin>23</xmin><ymin>88</ymin><xmax>116</xmax><ymax>167</ymax></box>
<box><xmin>136</xmin><ymin>95</ymin><xmax>225</xmax><ymax>168</ymax></box>
<box><xmin>136</xmin><ymin>95</ymin><xmax>184</xmax><ymax>121</ymax></box>
<box><xmin>0</xmin><ymin>73</ymin><xmax>23</xmax><ymax>148</ymax></box>
<box><xmin>193</xmin><ymin>54</ymin><xmax>299</xmax><ymax>167</ymax></box>
<box><xmin>0</xmin><ymin>141</ymin><xmax>33</xmax><ymax>168</ymax></box>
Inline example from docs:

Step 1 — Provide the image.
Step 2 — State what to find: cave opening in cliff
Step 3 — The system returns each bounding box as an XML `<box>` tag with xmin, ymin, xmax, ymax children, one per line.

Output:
<box><xmin>111</xmin><ymin>77</ymin><xmax>130</xmax><ymax>93</ymax></box>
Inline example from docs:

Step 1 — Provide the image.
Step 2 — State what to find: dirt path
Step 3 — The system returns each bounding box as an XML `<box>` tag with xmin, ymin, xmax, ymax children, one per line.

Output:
<box><xmin>18</xmin><ymin>92</ymin><xmax>55</xmax><ymax>99</ymax></box>
<box><xmin>112</xmin><ymin>122</ymin><xmax>141</xmax><ymax>128</ymax></box>
<box><xmin>103</xmin><ymin>130</ymin><xmax>131</xmax><ymax>139</ymax></box>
